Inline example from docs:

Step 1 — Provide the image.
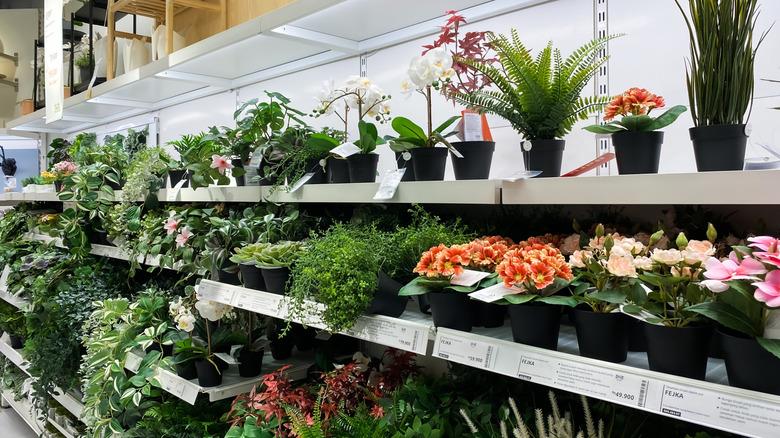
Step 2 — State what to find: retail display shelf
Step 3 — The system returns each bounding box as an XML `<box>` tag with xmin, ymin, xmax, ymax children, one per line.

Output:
<box><xmin>47</xmin><ymin>417</ymin><xmax>76</xmax><ymax>438</ymax></box>
<box><xmin>501</xmin><ymin>169</ymin><xmax>780</xmax><ymax>205</ymax></box>
<box><xmin>197</xmin><ymin>280</ymin><xmax>434</xmax><ymax>355</ymax></box>
<box><xmin>6</xmin><ymin>0</ymin><xmax>544</xmax><ymax>134</ymax></box>
<box><xmin>124</xmin><ymin>350</ymin><xmax>312</xmax><ymax>406</ymax></box>
<box><xmin>1</xmin><ymin>390</ymin><xmax>44</xmax><ymax>435</ymax></box>
<box><xmin>0</xmin><ymin>288</ymin><xmax>30</xmax><ymax>310</ymax></box>
<box><xmin>433</xmin><ymin>324</ymin><xmax>780</xmax><ymax>438</ymax></box>
<box><xmin>0</xmin><ymin>337</ymin><xmax>86</xmax><ymax>419</ymax></box>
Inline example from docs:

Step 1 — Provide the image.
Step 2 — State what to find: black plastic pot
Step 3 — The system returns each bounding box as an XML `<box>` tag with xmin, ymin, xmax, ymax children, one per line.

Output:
<box><xmin>417</xmin><ymin>294</ymin><xmax>431</xmax><ymax>314</ymax></box>
<box><xmin>231</xmin><ymin>159</ymin><xmax>246</xmax><ymax>186</ymax></box>
<box><xmin>395</xmin><ymin>152</ymin><xmax>415</xmax><ymax>182</ymax></box>
<box><xmin>256</xmin><ymin>159</ymin><xmax>278</xmax><ymax>186</ymax></box>
<box><xmin>238</xmin><ymin>349</ymin><xmax>264</xmax><ymax>378</ymax></box>
<box><xmin>450</xmin><ymin>141</ymin><xmax>495</xmax><ymax>180</ymax></box>
<box><xmin>304</xmin><ymin>158</ymin><xmax>327</xmax><ymax>185</ymax></box>
<box><xmin>8</xmin><ymin>335</ymin><xmax>24</xmax><ymax>349</ymax></box>
<box><xmin>410</xmin><ymin>148</ymin><xmax>447</xmax><ymax>181</ymax></box>
<box><xmin>471</xmin><ymin>301</ymin><xmax>506</xmax><ymax>328</ymax></box>
<box><xmin>168</xmin><ymin>169</ymin><xmax>189</xmax><ymax>188</ymax></box>
<box><xmin>88</xmin><ymin>228</ymin><xmax>110</xmax><ymax>246</ymax></box>
<box><xmin>261</xmin><ymin>266</ymin><xmax>289</xmax><ymax>295</ymax></box>
<box><xmin>612</xmin><ymin>131</ymin><xmax>663</xmax><ymax>175</ymax></box>
<box><xmin>627</xmin><ymin>317</ymin><xmax>647</xmax><ymax>352</ymax></box>
<box><xmin>106</xmin><ymin>179</ymin><xmax>123</xmax><ymax>191</ymax></box>
<box><xmin>368</xmin><ymin>272</ymin><xmax>408</xmax><ymax>318</ymax></box>
<box><xmin>293</xmin><ymin>324</ymin><xmax>318</xmax><ymax>352</ymax></box>
<box><xmin>690</xmin><ymin>124</ymin><xmax>747</xmax><ymax>171</ymax></box>
<box><xmin>195</xmin><ymin>359</ymin><xmax>222</xmax><ymax>387</ymax></box>
<box><xmin>175</xmin><ymin>360</ymin><xmax>197</xmax><ymax>380</ymax></box>
<box><xmin>572</xmin><ymin>309</ymin><xmax>628</xmax><ymax>363</ymax></box>
<box><xmin>428</xmin><ymin>291</ymin><xmax>472</xmax><ymax>332</ymax></box>
<box><xmin>720</xmin><ymin>329</ymin><xmax>780</xmax><ymax>395</ymax></box>
<box><xmin>78</xmin><ymin>65</ymin><xmax>94</xmax><ymax>84</ymax></box>
<box><xmin>326</xmin><ymin>156</ymin><xmax>350</xmax><ymax>183</ymax></box>
<box><xmin>54</xmin><ymin>180</ymin><xmax>63</xmax><ymax>192</ymax></box>
<box><xmin>270</xmin><ymin>329</ymin><xmax>295</xmax><ymax>360</ymax></box>
<box><xmin>216</xmin><ymin>264</ymin><xmax>241</xmax><ymax>286</ymax></box>
<box><xmin>346</xmin><ymin>153</ymin><xmax>379</xmax><ymax>183</ymax></box>
<box><xmin>525</xmin><ymin>140</ymin><xmax>565</xmax><ymax>178</ymax></box>
<box><xmin>508</xmin><ymin>303</ymin><xmax>562</xmax><ymax>350</ymax></box>
<box><xmin>145</xmin><ymin>342</ymin><xmax>174</xmax><ymax>357</ymax></box>
<box><xmin>645</xmin><ymin>323</ymin><xmax>712</xmax><ymax>380</ymax></box>
<box><xmin>239</xmin><ymin>263</ymin><xmax>266</xmax><ymax>291</ymax></box>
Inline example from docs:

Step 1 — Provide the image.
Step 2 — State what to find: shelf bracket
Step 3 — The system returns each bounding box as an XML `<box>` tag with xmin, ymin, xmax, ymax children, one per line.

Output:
<box><xmin>87</xmin><ymin>96</ymin><xmax>152</xmax><ymax>109</ymax></box>
<box><xmin>270</xmin><ymin>25</ymin><xmax>360</xmax><ymax>54</ymax></box>
<box><xmin>155</xmin><ymin>70</ymin><xmax>234</xmax><ymax>89</ymax></box>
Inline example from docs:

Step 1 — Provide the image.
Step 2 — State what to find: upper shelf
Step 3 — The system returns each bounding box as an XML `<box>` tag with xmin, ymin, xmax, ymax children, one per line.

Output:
<box><xmin>6</xmin><ymin>0</ymin><xmax>549</xmax><ymax>134</ymax></box>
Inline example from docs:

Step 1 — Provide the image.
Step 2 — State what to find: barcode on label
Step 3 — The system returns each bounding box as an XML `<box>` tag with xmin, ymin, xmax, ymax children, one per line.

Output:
<box><xmin>638</xmin><ymin>379</ymin><xmax>648</xmax><ymax>408</ymax></box>
<box><xmin>438</xmin><ymin>352</ymin><xmax>450</xmax><ymax>359</ymax></box>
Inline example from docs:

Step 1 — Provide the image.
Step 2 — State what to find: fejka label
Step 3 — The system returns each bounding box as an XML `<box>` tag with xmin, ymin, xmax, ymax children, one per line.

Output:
<box><xmin>345</xmin><ymin>318</ymin><xmax>426</xmax><ymax>355</ymax></box>
<box><xmin>329</xmin><ymin>142</ymin><xmax>361</xmax><ymax>158</ymax></box>
<box><xmin>373</xmin><ymin>168</ymin><xmax>406</xmax><ymax>201</ymax></box>
<box><xmin>433</xmin><ymin>333</ymin><xmax>496</xmax><ymax>370</ymax></box>
<box><xmin>462</xmin><ymin>112</ymin><xmax>484</xmax><ymax>142</ymax></box>
<box><xmin>233</xmin><ymin>290</ymin><xmax>283</xmax><ymax>317</ymax></box>
<box><xmin>469</xmin><ymin>282</ymin><xmax>521</xmax><ymax>303</ymax></box>
<box><xmin>157</xmin><ymin>370</ymin><xmax>199</xmax><ymax>405</ymax></box>
<box><xmin>196</xmin><ymin>281</ymin><xmax>236</xmax><ymax>306</ymax></box>
<box><xmin>0</xmin><ymin>265</ymin><xmax>10</xmax><ymax>290</ymax></box>
<box><xmin>450</xmin><ymin>269</ymin><xmax>491</xmax><ymax>287</ymax></box>
<box><xmin>125</xmin><ymin>352</ymin><xmax>143</xmax><ymax>373</ymax></box>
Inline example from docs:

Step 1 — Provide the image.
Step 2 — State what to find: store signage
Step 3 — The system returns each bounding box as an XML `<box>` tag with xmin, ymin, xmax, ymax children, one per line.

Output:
<box><xmin>43</xmin><ymin>0</ymin><xmax>64</xmax><ymax>123</ymax></box>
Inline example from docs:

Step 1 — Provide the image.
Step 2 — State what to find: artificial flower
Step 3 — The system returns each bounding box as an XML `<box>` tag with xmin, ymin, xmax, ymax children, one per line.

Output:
<box><xmin>749</xmin><ymin>236</ymin><xmax>780</xmax><ymax>269</ymax></box>
<box><xmin>560</xmin><ymin>234</ymin><xmax>581</xmax><ymax>255</ymax></box>
<box><xmin>497</xmin><ymin>243</ymin><xmax>572</xmax><ymax>291</ymax></box>
<box><xmin>163</xmin><ymin>217</ymin><xmax>180</xmax><ymax>235</ymax></box>
<box><xmin>633</xmin><ymin>256</ymin><xmax>654</xmax><ymax>271</ymax></box>
<box><xmin>175</xmin><ymin>226</ymin><xmax>193</xmax><ymax>248</ymax></box>
<box><xmin>52</xmin><ymin>160</ymin><xmax>78</xmax><ymax>176</ymax></box>
<box><xmin>606</xmin><ymin>254</ymin><xmax>638</xmax><ymax>278</ymax></box>
<box><xmin>210</xmin><ymin>154</ymin><xmax>233</xmax><ymax>175</ymax></box>
<box><xmin>650</xmin><ymin>248</ymin><xmax>683</xmax><ymax>266</ymax></box>
<box><xmin>195</xmin><ymin>299</ymin><xmax>232</xmax><ymax>321</ymax></box>
<box><xmin>569</xmin><ymin>250</ymin><xmax>592</xmax><ymax>268</ymax></box>
<box><xmin>603</xmin><ymin>87</ymin><xmax>665</xmax><ymax>122</ymax></box>
<box><xmin>176</xmin><ymin>311</ymin><xmax>196</xmax><ymax>332</ymax></box>
<box><xmin>753</xmin><ymin>270</ymin><xmax>780</xmax><ymax>307</ymax></box>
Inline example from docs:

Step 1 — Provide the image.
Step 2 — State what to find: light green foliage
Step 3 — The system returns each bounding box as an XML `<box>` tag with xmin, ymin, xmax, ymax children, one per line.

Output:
<box><xmin>121</xmin><ymin>146</ymin><xmax>173</xmax><ymax>204</ymax></box>
<box><xmin>230</xmin><ymin>240</ymin><xmax>306</xmax><ymax>268</ymax></box>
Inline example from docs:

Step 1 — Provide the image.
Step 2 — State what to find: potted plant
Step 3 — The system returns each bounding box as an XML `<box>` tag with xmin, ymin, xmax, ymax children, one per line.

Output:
<box><xmin>461</xmin><ymin>236</ymin><xmax>512</xmax><ymax>328</ymax></box>
<box><xmin>568</xmin><ymin>225</ymin><xmax>658</xmax><ymax>362</ymax></box>
<box><xmin>166</xmin><ymin>137</ymin><xmax>191</xmax><ymax>188</ymax></box>
<box><xmin>496</xmin><ymin>242</ymin><xmax>575</xmax><ymax>349</ymax></box>
<box><xmin>675</xmin><ymin>0</ymin><xmax>768</xmax><ymax>171</ymax></box>
<box><xmin>230</xmin><ymin>240</ymin><xmax>306</xmax><ymax>294</ymax></box>
<box><xmin>75</xmin><ymin>52</ymin><xmax>94</xmax><ymax>84</ymax></box>
<box><xmin>121</xmin><ymin>146</ymin><xmax>172</xmax><ymax>205</ymax></box>
<box><xmin>453</xmin><ymin>32</ymin><xmax>616</xmax><ymax>177</ymax></box>
<box><xmin>692</xmin><ymin>235</ymin><xmax>780</xmax><ymax>394</ymax></box>
<box><xmin>172</xmin><ymin>132</ymin><xmax>241</xmax><ymax>189</ymax></box>
<box><xmin>235</xmin><ymin>312</ymin><xmax>265</xmax><ymax>378</ymax></box>
<box><xmin>630</xmin><ymin>227</ymin><xmax>719</xmax><ymax>379</ymax></box>
<box><xmin>422</xmin><ymin>10</ymin><xmax>497</xmax><ymax>180</ymax></box>
<box><xmin>265</xmin><ymin>126</ymin><xmax>338</xmax><ymax>189</ymax></box>
<box><xmin>192</xmin><ymin>297</ymin><xmax>233</xmax><ymax>387</ymax></box>
<box><xmin>388</xmin><ymin>47</ymin><xmax>460</xmax><ymax>181</ymax></box>
<box><xmin>584</xmin><ymin>88</ymin><xmax>686</xmax><ymax>174</ymax></box>
<box><xmin>201</xmin><ymin>210</ymin><xmax>261</xmax><ymax>285</ymax></box>
<box><xmin>314</xmin><ymin>76</ymin><xmax>391</xmax><ymax>183</ymax></box>
<box><xmin>169</xmin><ymin>296</ymin><xmax>199</xmax><ymax>379</ymax></box>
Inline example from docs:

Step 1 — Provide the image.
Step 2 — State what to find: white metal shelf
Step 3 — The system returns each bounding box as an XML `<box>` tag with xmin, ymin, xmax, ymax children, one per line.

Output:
<box><xmin>47</xmin><ymin>417</ymin><xmax>76</xmax><ymax>438</ymax></box>
<box><xmin>124</xmin><ymin>350</ymin><xmax>311</xmax><ymax>405</ymax></box>
<box><xmin>1</xmin><ymin>390</ymin><xmax>45</xmax><ymax>435</ymax></box>
<box><xmin>6</xmin><ymin>0</ymin><xmax>547</xmax><ymax>134</ymax></box>
<box><xmin>197</xmin><ymin>280</ymin><xmax>433</xmax><ymax>355</ymax></box>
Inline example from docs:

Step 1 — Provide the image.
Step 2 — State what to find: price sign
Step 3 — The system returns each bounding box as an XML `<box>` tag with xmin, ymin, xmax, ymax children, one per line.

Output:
<box><xmin>233</xmin><ymin>291</ymin><xmax>283</xmax><ymax>317</ymax></box>
<box><xmin>330</xmin><ymin>143</ymin><xmax>361</xmax><ymax>158</ymax></box>
<box><xmin>433</xmin><ymin>333</ymin><xmax>496</xmax><ymax>370</ymax></box>
<box><xmin>158</xmin><ymin>370</ymin><xmax>199</xmax><ymax>405</ymax></box>
<box><xmin>347</xmin><ymin>318</ymin><xmax>427</xmax><ymax>354</ymax></box>
<box><xmin>469</xmin><ymin>283</ymin><xmax>521</xmax><ymax>303</ymax></box>
<box><xmin>0</xmin><ymin>265</ymin><xmax>10</xmax><ymax>290</ymax></box>
<box><xmin>288</xmin><ymin>173</ymin><xmax>314</xmax><ymax>193</ymax></box>
<box><xmin>450</xmin><ymin>269</ymin><xmax>491</xmax><ymax>287</ymax></box>
<box><xmin>196</xmin><ymin>281</ymin><xmax>236</xmax><ymax>306</ymax></box>
<box><xmin>166</xmin><ymin>178</ymin><xmax>187</xmax><ymax>201</ymax></box>
<box><xmin>373</xmin><ymin>169</ymin><xmax>405</xmax><ymax>200</ymax></box>
<box><xmin>125</xmin><ymin>353</ymin><xmax>142</xmax><ymax>373</ymax></box>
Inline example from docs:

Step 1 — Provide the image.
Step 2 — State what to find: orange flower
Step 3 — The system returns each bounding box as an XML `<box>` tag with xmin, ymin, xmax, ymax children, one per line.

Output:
<box><xmin>530</xmin><ymin>261</ymin><xmax>556</xmax><ymax>289</ymax></box>
<box><xmin>413</xmin><ymin>244</ymin><xmax>447</xmax><ymax>277</ymax></box>
<box><xmin>603</xmin><ymin>87</ymin><xmax>666</xmax><ymax>122</ymax></box>
<box><xmin>466</xmin><ymin>236</ymin><xmax>512</xmax><ymax>270</ymax></box>
<box><xmin>496</xmin><ymin>243</ymin><xmax>572</xmax><ymax>291</ymax></box>
<box><xmin>413</xmin><ymin>243</ymin><xmax>471</xmax><ymax>278</ymax></box>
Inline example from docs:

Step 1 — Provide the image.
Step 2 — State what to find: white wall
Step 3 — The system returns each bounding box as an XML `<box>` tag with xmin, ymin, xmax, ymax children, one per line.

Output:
<box><xmin>82</xmin><ymin>0</ymin><xmax>780</xmax><ymax>176</ymax></box>
<box><xmin>0</xmin><ymin>9</ymin><xmax>38</xmax><ymax>126</ymax></box>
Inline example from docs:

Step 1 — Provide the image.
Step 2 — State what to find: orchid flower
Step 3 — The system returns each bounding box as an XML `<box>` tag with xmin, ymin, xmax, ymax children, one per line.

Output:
<box><xmin>210</xmin><ymin>154</ymin><xmax>233</xmax><ymax>175</ymax></box>
<box><xmin>753</xmin><ymin>271</ymin><xmax>780</xmax><ymax>307</ymax></box>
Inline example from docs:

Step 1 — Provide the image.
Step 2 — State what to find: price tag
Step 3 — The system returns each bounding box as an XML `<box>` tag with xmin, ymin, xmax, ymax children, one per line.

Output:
<box><xmin>502</xmin><ymin>170</ymin><xmax>542</xmax><ymax>182</ymax></box>
<box><xmin>450</xmin><ymin>269</ymin><xmax>491</xmax><ymax>287</ymax></box>
<box><xmin>330</xmin><ymin>143</ymin><xmax>361</xmax><ymax>158</ymax></box>
<box><xmin>434</xmin><ymin>333</ymin><xmax>496</xmax><ymax>369</ymax></box>
<box><xmin>214</xmin><ymin>352</ymin><xmax>239</xmax><ymax>365</ymax></box>
<box><xmin>233</xmin><ymin>290</ymin><xmax>283</xmax><ymax>317</ymax></box>
<box><xmin>196</xmin><ymin>282</ymin><xmax>236</xmax><ymax>306</ymax></box>
<box><xmin>166</xmin><ymin>178</ymin><xmax>187</xmax><ymax>202</ymax></box>
<box><xmin>373</xmin><ymin>169</ymin><xmax>405</xmax><ymax>200</ymax></box>
<box><xmin>346</xmin><ymin>319</ymin><xmax>426</xmax><ymax>354</ymax></box>
<box><xmin>125</xmin><ymin>352</ymin><xmax>142</xmax><ymax>373</ymax></box>
<box><xmin>462</xmin><ymin>112</ymin><xmax>484</xmax><ymax>141</ymax></box>
<box><xmin>287</xmin><ymin>172</ymin><xmax>314</xmax><ymax>193</ymax></box>
<box><xmin>469</xmin><ymin>283</ymin><xmax>522</xmax><ymax>303</ymax></box>
<box><xmin>158</xmin><ymin>370</ymin><xmax>200</xmax><ymax>404</ymax></box>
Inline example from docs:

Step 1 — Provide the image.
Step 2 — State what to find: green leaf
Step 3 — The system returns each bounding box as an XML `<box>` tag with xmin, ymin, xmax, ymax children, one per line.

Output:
<box><xmin>391</xmin><ymin>117</ymin><xmax>427</xmax><ymax>140</ymax></box>
<box><xmin>686</xmin><ymin>302</ymin><xmax>760</xmax><ymax>337</ymax></box>
<box><xmin>648</xmin><ymin>105</ymin><xmax>687</xmax><ymax>130</ymax></box>
<box><xmin>757</xmin><ymin>337</ymin><xmax>780</xmax><ymax>360</ymax></box>
<box><xmin>583</xmin><ymin>123</ymin><xmax>625</xmax><ymax>134</ymax></box>
<box><xmin>432</xmin><ymin>116</ymin><xmax>461</xmax><ymax>134</ymax></box>
<box><xmin>619</xmin><ymin>115</ymin><xmax>654</xmax><ymax>131</ymax></box>
<box><xmin>538</xmin><ymin>295</ymin><xmax>577</xmax><ymax>307</ymax></box>
<box><xmin>589</xmin><ymin>289</ymin><xmax>627</xmax><ymax>304</ymax></box>
<box><xmin>398</xmin><ymin>277</ymin><xmax>449</xmax><ymax>296</ymax></box>
<box><xmin>502</xmin><ymin>294</ymin><xmax>537</xmax><ymax>305</ymax></box>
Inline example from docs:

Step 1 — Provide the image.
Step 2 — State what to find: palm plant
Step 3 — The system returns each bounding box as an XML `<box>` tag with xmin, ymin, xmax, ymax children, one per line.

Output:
<box><xmin>675</xmin><ymin>0</ymin><xmax>769</xmax><ymax>127</ymax></box>
<box><xmin>453</xmin><ymin>30</ymin><xmax>618</xmax><ymax>140</ymax></box>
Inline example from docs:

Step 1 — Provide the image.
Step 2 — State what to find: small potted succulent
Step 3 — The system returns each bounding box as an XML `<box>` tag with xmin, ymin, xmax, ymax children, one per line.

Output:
<box><xmin>693</xmin><ymin>235</ymin><xmax>780</xmax><ymax>394</ymax></box>
<box><xmin>568</xmin><ymin>225</ymin><xmax>659</xmax><ymax>362</ymax></box>
<box><xmin>229</xmin><ymin>240</ymin><xmax>306</xmax><ymax>294</ymax></box>
<box><xmin>585</xmin><ymin>88</ymin><xmax>686</xmax><ymax>174</ymax></box>
<box><xmin>496</xmin><ymin>242</ymin><xmax>575</xmax><ymax>350</ymax></box>
<box><xmin>314</xmin><ymin>76</ymin><xmax>391</xmax><ymax>183</ymax></box>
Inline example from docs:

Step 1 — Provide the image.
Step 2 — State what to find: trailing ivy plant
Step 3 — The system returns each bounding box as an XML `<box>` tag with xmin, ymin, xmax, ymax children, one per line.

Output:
<box><xmin>121</xmin><ymin>146</ymin><xmax>173</xmax><ymax>206</ymax></box>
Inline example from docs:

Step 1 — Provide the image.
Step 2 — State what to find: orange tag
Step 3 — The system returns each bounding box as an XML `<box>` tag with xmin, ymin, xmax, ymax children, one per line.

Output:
<box><xmin>458</xmin><ymin>110</ymin><xmax>493</xmax><ymax>141</ymax></box>
<box><xmin>562</xmin><ymin>153</ymin><xmax>615</xmax><ymax>177</ymax></box>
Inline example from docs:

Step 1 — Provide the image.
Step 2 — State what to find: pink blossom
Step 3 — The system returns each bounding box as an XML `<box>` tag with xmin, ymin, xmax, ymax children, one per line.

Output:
<box><xmin>753</xmin><ymin>270</ymin><xmax>780</xmax><ymax>307</ymax></box>
<box><xmin>702</xmin><ymin>253</ymin><xmax>766</xmax><ymax>281</ymax></box>
<box><xmin>163</xmin><ymin>217</ymin><xmax>180</xmax><ymax>235</ymax></box>
<box><xmin>749</xmin><ymin>236</ymin><xmax>780</xmax><ymax>269</ymax></box>
<box><xmin>210</xmin><ymin>155</ymin><xmax>233</xmax><ymax>175</ymax></box>
<box><xmin>175</xmin><ymin>227</ymin><xmax>193</xmax><ymax>248</ymax></box>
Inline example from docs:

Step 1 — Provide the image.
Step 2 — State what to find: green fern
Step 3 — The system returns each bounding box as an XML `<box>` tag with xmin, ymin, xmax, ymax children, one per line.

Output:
<box><xmin>454</xmin><ymin>31</ymin><xmax>620</xmax><ymax>140</ymax></box>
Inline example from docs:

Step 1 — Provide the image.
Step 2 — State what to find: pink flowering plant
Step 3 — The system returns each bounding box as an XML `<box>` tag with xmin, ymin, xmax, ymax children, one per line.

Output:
<box><xmin>629</xmin><ymin>225</ymin><xmax>720</xmax><ymax>328</ymax></box>
<box><xmin>569</xmin><ymin>224</ymin><xmax>659</xmax><ymax>313</ymax></box>
<box><xmin>690</xmin><ymin>235</ymin><xmax>780</xmax><ymax>358</ymax></box>
<box><xmin>169</xmin><ymin>132</ymin><xmax>244</xmax><ymax>189</ymax></box>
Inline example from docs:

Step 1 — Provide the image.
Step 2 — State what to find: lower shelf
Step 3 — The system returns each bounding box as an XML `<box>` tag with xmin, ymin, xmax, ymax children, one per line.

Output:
<box><xmin>2</xmin><ymin>390</ymin><xmax>44</xmax><ymax>435</ymax></box>
<box><xmin>47</xmin><ymin>417</ymin><xmax>76</xmax><ymax>438</ymax></box>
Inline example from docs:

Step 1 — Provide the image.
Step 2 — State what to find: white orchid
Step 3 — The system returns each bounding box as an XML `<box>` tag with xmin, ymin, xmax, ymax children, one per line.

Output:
<box><xmin>176</xmin><ymin>311</ymin><xmax>196</xmax><ymax>332</ymax></box>
<box><xmin>406</xmin><ymin>47</ymin><xmax>454</xmax><ymax>90</ymax></box>
<box><xmin>195</xmin><ymin>299</ymin><xmax>232</xmax><ymax>322</ymax></box>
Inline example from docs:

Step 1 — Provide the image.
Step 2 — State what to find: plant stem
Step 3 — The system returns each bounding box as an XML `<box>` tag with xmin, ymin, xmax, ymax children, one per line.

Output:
<box><xmin>426</xmin><ymin>85</ymin><xmax>433</xmax><ymax>139</ymax></box>
<box><xmin>206</xmin><ymin>321</ymin><xmax>212</xmax><ymax>357</ymax></box>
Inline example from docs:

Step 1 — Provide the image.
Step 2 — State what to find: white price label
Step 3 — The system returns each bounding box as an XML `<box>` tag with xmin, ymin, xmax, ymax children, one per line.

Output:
<box><xmin>469</xmin><ymin>283</ymin><xmax>521</xmax><ymax>303</ymax></box>
<box><xmin>502</xmin><ymin>170</ymin><xmax>542</xmax><ymax>182</ymax></box>
<box><xmin>196</xmin><ymin>282</ymin><xmax>236</xmax><ymax>306</ymax></box>
<box><xmin>450</xmin><ymin>269</ymin><xmax>491</xmax><ymax>287</ymax></box>
<box><xmin>373</xmin><ymin>169</ymin><xmax>405</xmax><ymax>200</ymax></box>
<box><xmin>288</xmin><ymin>173</ymin><xmax>314</xmax><ymax>193</ymax></box>
<box><xmin>125</xmin><ymin>353</ymin><xmax>143</xmax><ymax>373</ymax></box>
<box><xmin>214</xmin><ymin>352</ymin><xmax>239</xmax><ymax>365</ymax></box>
<box><xmin>233</xmin><ymin>291</ymin><xmax>283</xmax><ymax>317</ymax></box>
<box><xmin>158</xmin><ymin>371</ymin><xmax>199</xmax><ymax>404</ymax></box>
<box><xmin>434</xmin><ymin>333</ymin><xmax>496</xmax><ymax>369</ymax></box>
<box><xmin>330</xmin><ymin>143</ymin><xmax>361</xmax><ymax>158</ymax></box>
<box><xmin>166</xmin><ymin>178</ymin><xmax>187</xmax><ymax>201</ymax></box>
<box><xmin>462</xmin><ymin>113</ymin><xmax>484</xmax><ymax>142</ymax></box>
<box><xmin>346</xmin><ymin>318</ymin><xmax>426</xmax><ymax>354</ymax></box>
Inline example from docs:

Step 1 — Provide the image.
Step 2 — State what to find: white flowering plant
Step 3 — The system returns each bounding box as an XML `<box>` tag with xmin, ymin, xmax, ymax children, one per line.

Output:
<box><xmin>313</xmin><ymin>76</ymin><xmax>391</xmax><ymax>154</ymax></box>
<box><xmin>629</xmin><ymin>224</ymin><xmax>720</xmax><ymax>328</ymax></box>
<box><xmin>569</xmin><ymin>224</ymin><xmax>659</xmax><ymax>313</ymax></box>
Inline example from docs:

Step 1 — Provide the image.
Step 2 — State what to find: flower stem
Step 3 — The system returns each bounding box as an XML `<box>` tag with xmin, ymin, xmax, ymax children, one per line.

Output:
<box><xmin>426</xmin><ymin>85</ymin><xmax>433</xmax><ymax>140</ymax></box>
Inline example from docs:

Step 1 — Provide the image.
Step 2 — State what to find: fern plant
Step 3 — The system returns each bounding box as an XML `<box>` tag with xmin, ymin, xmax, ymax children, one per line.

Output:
<box><xmin>453</xmin><ymin>30</ymin><xmax>619</xmax><ymax>140</ymax></box>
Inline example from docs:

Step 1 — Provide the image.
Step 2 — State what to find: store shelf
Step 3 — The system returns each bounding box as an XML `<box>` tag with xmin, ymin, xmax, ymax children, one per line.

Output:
<box><xmin>6</xmin><ymin>0</ymin><xmax>547</xmax><ymax>134</ymax></box>
<box><xmin>47</xmin><ymin>417</ymin><xmax>76</xmax><ymax>438</ymax></box>
<box><xmin>197</xmin><ymin>280</ymin><xmax>433</xmax><ymax>355</ymax></box>
<box><xmin>1</xmin><ymin>390</ymin><xmax>44</xmax><ymax>435</ymax></box>
<box><xmin>124</xmin><ymin>350</ymin><xmax>311</xmax><ymax>405</ymax></box>
<box><xmin>0</xmin><ymin>337</ymin><xmax>85</xmax><ymax>419</ymax></box>
<box><xmin>0</xmin><ymin>289</ymin><xmax>30</xmax><ymax>310</ymax></box>
<box><xmin>501</xmin><ymin>169</ymin><xmax>780</xmax><ymax>205</ymax></box>
<box><xmin>432</xmin><ymin>324</ymin><xmax>780</xmax><ymax>438</ymax></box>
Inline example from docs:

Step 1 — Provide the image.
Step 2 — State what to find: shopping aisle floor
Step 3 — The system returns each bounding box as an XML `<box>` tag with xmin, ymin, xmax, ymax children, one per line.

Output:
<box><xmin>0</xmin><ymin>406</ymin><xmax>38</xmax><ymax>438</ymax></box>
